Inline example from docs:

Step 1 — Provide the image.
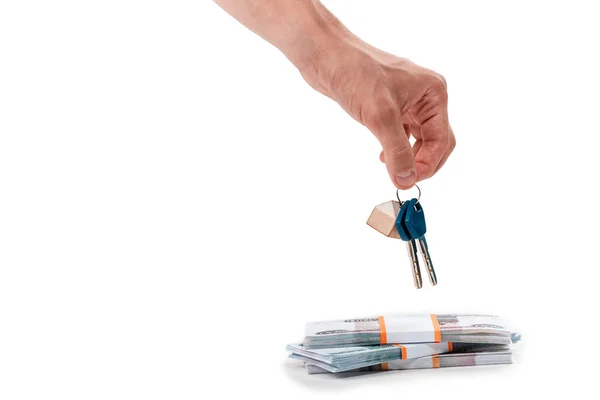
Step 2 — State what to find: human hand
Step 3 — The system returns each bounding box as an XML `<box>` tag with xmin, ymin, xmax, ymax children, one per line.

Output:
<box><xmin>298</xmin><ymin>37</ymin><xmax>455</xmax><ymax>189</ymax></box>
<box><xmin>214</xmin><ymin>0</ymin><xmax>455</xmax><ymax>188</ymax></box>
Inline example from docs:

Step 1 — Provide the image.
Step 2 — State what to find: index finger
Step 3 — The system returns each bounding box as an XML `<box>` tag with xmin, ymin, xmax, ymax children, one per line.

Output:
<box><xmin>414</xmin><ymin>114</ymin><xmax>451</xmax><ymax>180</ymax></box>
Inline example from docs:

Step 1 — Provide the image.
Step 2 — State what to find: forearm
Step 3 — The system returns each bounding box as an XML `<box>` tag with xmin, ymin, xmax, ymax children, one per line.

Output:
<box><xmin>213</xmin><ymin>0</ymin><xmax>349</xmax><ymax>69</ymax></box>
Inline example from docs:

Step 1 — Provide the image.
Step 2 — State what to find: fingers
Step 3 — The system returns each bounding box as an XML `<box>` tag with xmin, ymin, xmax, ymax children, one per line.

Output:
<box><xmin>383</xmin><ymin>135</ymin><xmax>417</xmax><ymax>189</ymax></box>
<box><xmin>433</xmin><ymin>127</ymin><xmax>456</xmax><ymax>175</ymax></box>
<box><xmin>362</xmin><ymin>90</ymin><xmax>417</xmax><ymax>189</ymax></box>
<box><xmin>380</xmin><ymin>122</ymin><xmax>455</xmax><ymax>180</ymax></box>
<box><xmin>378</xmin><ymin>125</ymin><xmax>417</xmax><ymax>189</ymax></box>
<box><xmin>413</xmin><ymin>114</ymin><xmax>450</xmax><ymax>181</ymax></box>
<box><xmin>379</xmin><ymin>136</ymin><xmax>422</xmax><ymax>163</ymax></box>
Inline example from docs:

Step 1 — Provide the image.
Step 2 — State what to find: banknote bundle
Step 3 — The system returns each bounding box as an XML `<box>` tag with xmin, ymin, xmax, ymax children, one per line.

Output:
<box><xmin>287</xmin><ymin>313</ymin><xmax>520</xmax><ymax>374</ymax></box>
<box><xmin>304</xmin><ymin>313</ymin><xmax>519</xmax><ymax>348</ymax></box>
<box><xmin>302</xmin><ymin>350</ymin><xmax>513</xmax><ymax>374</ymax></box>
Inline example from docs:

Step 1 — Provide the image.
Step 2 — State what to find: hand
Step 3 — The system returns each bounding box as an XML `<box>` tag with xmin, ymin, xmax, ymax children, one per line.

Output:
<box><xmin>214</xmin><ymin>0</ymin><xmax>455</xmax><ymax>188</ymax></box>
<box><xmin>298</xmin><ymin>37</ymin><xmax>455</xmax><ymax>189</ymax></box>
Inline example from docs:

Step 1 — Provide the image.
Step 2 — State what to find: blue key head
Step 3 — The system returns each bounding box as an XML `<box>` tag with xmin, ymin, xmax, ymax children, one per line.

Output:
<box><xmin>395</xmin><ymin>201</ymin><xmax>412</xmax><ymax>241</ymax></box>
<box><xmin>404</xmin><ymin>198</ymin><xmax>427</xmax><ymax>239</ymax></box>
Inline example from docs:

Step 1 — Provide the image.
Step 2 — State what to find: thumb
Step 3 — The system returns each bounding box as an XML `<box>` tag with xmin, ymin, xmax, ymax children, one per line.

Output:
<box><xmin>361</xmin><ymin>93</ymin><xmax>416</xmax><ymax>189</ymax></box>
<box><xmin>379</xmin><ymin>125</ymin><xmax>417</xmax><ymax>189</ymax></box>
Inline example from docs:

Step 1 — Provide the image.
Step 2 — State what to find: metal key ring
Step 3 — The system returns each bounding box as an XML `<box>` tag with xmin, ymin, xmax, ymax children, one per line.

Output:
<box><xmin>396</xmin><ymin>184</ymin><xmax>421</xmax><ymax>205</ymax></box>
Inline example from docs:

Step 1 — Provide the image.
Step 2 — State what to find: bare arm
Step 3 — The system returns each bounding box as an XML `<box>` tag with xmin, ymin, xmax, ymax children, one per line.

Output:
<box><xmin>214</xmin><ymin>0</ymin><xmax>455</xmax><ymax>188</ymax></box>
<box><xmin>213</xmin><ymin>0</ymin><xmax>338</xmax><ymax>67</ymax></box>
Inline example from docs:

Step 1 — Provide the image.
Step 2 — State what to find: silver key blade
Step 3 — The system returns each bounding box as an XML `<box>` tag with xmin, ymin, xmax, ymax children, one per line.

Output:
<box><xmin>417</xmin><ymin>236</ymin><xmax>437</xmax><ymax>286</ymax></box>
<box><xmin>405</xmin><ymin>240</ymin><xmax>423</xmax><ymax>289</ymax></box>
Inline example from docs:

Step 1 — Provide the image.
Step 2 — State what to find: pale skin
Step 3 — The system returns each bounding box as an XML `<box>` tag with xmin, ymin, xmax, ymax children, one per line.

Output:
<box><xmin>214</xmin><ymin>0</ymin><xmax>455</xmax><ymax>189</ymax></box>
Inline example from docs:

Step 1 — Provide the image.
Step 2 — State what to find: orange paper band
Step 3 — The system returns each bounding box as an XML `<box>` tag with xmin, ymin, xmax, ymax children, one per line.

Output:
<box><xmin>430</xmin><ymin>314</ymin><xmax>442</xmax><ymax>343</ymax></box>
<box><xmin>381</xmin><ymin>362</ymin><xmax>389</xmax><ymax>371</ymax></box>
<box><xmin>378</xmin><ymin>316</ymin><xmax>387</xmax><ymax>344</ymax></box>
<box><xmin>448</xmin><ymin>342</ymin><xmax>453</xmax><ymax>352</ymax></box>
<box><xmin>432</xmin><ymin>355</ymin><xmax>440</xmax><ymax>369</ymax></box>
<box><xmin>392</xmin><ymin>344</ymin><xmax>407</xmax><ymax>359</ymax></box>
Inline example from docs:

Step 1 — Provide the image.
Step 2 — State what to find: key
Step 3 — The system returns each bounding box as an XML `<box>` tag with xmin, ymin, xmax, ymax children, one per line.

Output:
<box><xmin>367</xmin><ymin>200</ymin><xmax>423</xmax><ymax>287</ymax></box>
<box><xmin>417</xmin><ymin>236</ymin><xmax>437</xmax><ymax>286</ymax></box>
<box><xmin>366</xmin><ymin>186</ymin><xmax>438</xmax><ymax>288</ymax></box>
<box><xmin>404</xmin><ymin>199</ymin><xmax>437</xmax><ymax>286</ymax></box>
<box><xmin>395</xmin><ymin>200</ymin><xmax>423</xmax><ymax>288</ymax></box>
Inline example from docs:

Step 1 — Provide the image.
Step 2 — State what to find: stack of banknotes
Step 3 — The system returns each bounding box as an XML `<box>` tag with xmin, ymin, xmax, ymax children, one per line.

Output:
<box><xmin>287</xmin><ymin>313</ymin><xmax>520</xmax><ymax>374</ymax></box>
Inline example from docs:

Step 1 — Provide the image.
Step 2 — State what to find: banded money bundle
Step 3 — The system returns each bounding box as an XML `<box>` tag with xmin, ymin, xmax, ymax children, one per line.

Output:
<box><xmin>302</xmin><ymin>350</ymin><xmax>513</xmax><ymax>374</ymax></box>
<box><xmin>288</xmin><ymin>313</ymin><xmax>520</xmax><ymax>374</ymax></box>
<box><xmin>305</xmin><ymin>314</ymin><xmax>519</xmax><ymax>348</ymax></box>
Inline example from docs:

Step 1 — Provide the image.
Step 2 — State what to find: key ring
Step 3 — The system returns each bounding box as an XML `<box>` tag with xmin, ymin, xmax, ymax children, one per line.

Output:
<box><xmin>396</xmin><ymin>184</ymin><xmax>421</xmax><ymax>205</ymax></box>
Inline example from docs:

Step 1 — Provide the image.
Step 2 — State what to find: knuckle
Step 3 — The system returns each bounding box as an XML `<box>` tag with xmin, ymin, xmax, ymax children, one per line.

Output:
<box><xmin>388</xmin><ymin>143</ymin><xmax>413</xmax><ymax>160</ymax></box>
<box><xmin>417</xmin><ymin>138</ymin><xmax>447</xmax><ymax>167</ymax></box>
<box><xmin>438</xmin><ymin>74</ymin><xmax>448</xmax><ymax>89</ymax></box>
<box><xmin>428</xmin><ymin>75</ymin><xmax>448</xmax><ymax>103</ymax></box>
<box><xmin>436</xmin><ymin>84</ymin><xmax>449</xmax><ymax>103</ymax></box>
<box><xmin>448</xmin><ymin>134</ymin><xmax>457</xmax><ymax>151</ymax></box>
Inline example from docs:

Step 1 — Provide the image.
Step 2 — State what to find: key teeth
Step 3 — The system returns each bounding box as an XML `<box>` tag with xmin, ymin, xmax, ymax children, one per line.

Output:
<box><xmin>406</xmin><ymin>241</ymin><xmax>423</xmax><ymax>289</ymax></box>
<box><xmin>417</xmin><ymin>237</ymin><xmax>438</xmax><ymax>287</ymax></box>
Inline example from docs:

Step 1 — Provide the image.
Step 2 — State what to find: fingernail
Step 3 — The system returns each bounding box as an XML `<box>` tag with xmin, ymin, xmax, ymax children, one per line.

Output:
<box><xmin>396</xmin><ymin>171</ymin><xmax>416</xmax><ymax>188</ymax></box>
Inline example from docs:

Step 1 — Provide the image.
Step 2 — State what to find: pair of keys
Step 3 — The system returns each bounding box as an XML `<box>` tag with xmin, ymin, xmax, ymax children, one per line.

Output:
<box><xmin>367</xmin><ymin>187</ymin><xmax>438</xmax><ymax>289</ymax></box>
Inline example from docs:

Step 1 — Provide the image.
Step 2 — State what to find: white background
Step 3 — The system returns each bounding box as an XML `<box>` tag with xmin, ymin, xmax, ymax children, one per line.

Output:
<box><xmin>1</xmin><ymin>1</ymin><xmax>599</xmax><ymax>398</ymax></box>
